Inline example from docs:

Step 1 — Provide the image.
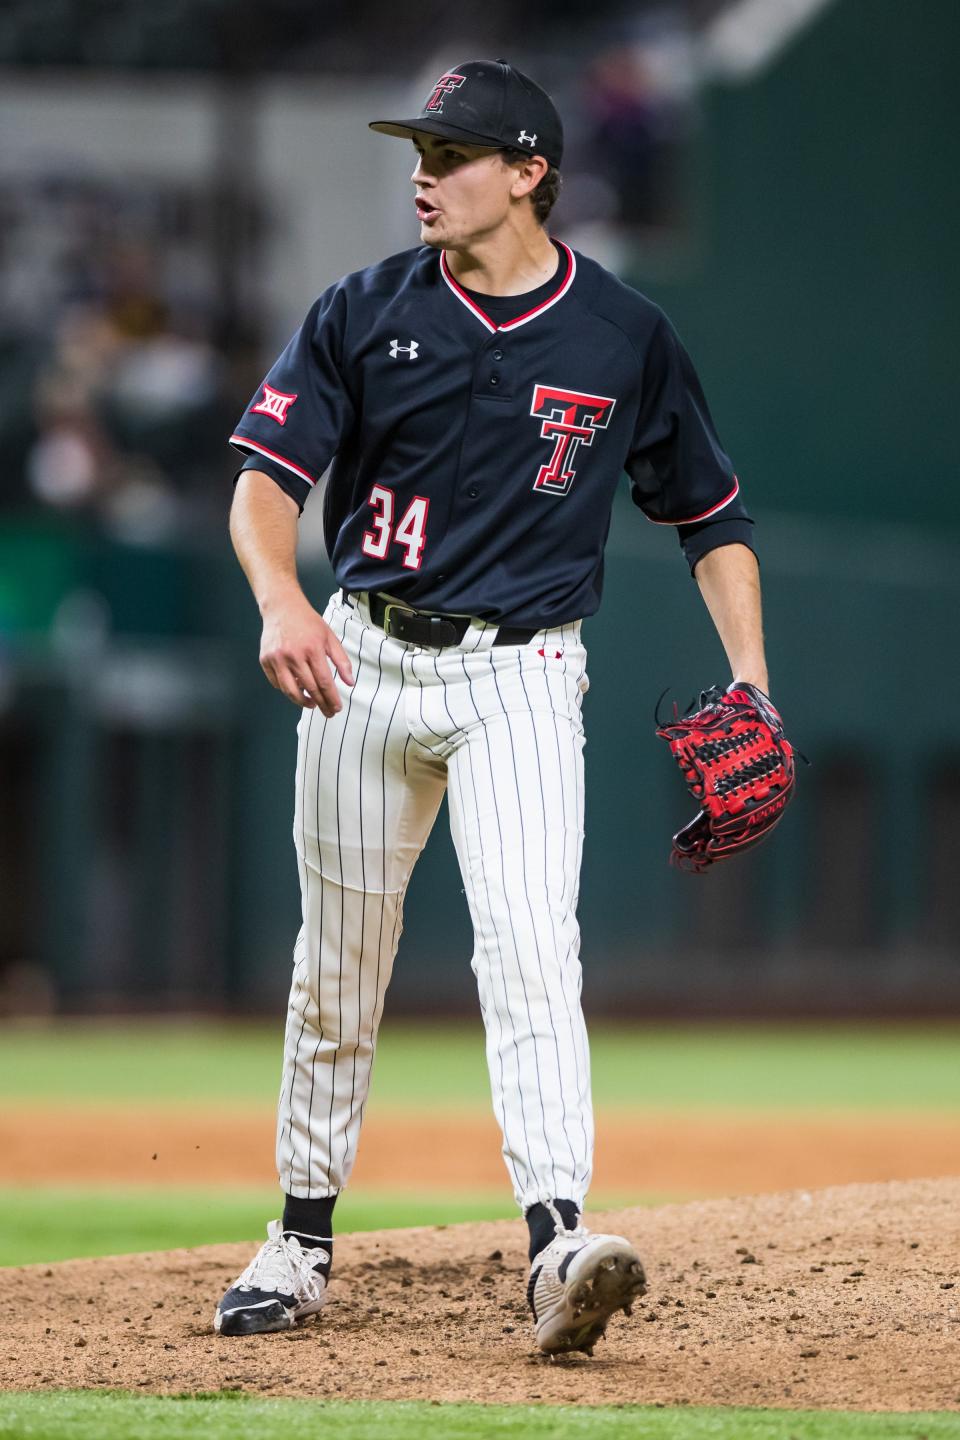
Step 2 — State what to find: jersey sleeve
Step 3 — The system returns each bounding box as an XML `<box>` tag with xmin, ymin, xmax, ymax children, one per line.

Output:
<box><xmin>229</xmin><ymin>284</ymin><xmax>354</xmax><ymax>511</ymax></box>
<box><xmin>627</xmin><ymin>313</ymin><xmax>755</xmax><ymax>571</ymax></box>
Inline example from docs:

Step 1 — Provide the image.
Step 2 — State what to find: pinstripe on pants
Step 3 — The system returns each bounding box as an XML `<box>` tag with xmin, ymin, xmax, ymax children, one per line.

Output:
<box><xmin>279</xmin><ymin>590</ymin><xmax>594</xmax><ymax>1211</ymax></box>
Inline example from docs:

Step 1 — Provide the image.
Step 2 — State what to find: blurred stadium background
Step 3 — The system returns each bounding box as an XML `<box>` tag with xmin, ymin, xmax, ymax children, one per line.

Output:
<box><xmin>1</xmin><ymin>0</ymin><xmax>957</xmax><ymax>1025</ymax></box>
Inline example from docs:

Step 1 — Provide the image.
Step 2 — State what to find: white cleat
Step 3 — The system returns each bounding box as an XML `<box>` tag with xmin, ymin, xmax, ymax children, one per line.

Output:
<box><xmin>214</xmin><ymin>1220</ymin><xmax>328</xmax><ymax>1336</ymax></box>
<box><xmin>527</xmin><ymin>1226</ymin><xmax>647</xmax><ymax>1355</ymax></box>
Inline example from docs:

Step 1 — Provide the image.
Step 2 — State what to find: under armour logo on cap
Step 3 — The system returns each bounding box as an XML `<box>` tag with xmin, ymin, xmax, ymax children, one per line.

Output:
<box><xmin>518</xmin><ymin>131</ymin><xmax>537</xmax><ymax>147</ymax></box>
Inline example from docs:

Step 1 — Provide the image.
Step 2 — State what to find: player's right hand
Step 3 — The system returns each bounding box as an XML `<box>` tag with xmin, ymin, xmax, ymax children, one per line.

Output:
<box><xmin>259</xmin><ymin>598</ymin><xmax>355</xmax><ymax>714</ymax></box>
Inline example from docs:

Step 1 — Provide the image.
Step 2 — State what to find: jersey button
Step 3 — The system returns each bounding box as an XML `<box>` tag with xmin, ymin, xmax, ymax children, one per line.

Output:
<box><xmin>489</xmin><ymin>373</ymin><xmax>500</xmax><ymax>386</ymax></box>
<box><xmin>468</xmin><ymin>486</ymin><xmax>480</xmax><ymax>499</ymax></box>
<box><xmin>492</xmin><ymin>349</ymin><xmax>504</xmax><ymax>361</ymax></box>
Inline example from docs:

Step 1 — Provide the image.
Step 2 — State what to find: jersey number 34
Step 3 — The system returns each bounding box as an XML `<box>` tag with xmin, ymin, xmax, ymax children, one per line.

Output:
<box><xmin>361</xmin><ymin>485</ymin><xmax>429</xmax><ymax>570</ymax></box>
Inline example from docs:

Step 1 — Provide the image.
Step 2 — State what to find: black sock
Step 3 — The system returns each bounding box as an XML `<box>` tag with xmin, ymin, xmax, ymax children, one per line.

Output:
<box><xmin>282</xmin><ymin>1194</ymin><xmax>337</xmax><ymax>1275</ymax></box>
<box><xmin>525</xmin><ymin>1198</ymin><xmax>581</xmax><ymax>1262</ymax></box>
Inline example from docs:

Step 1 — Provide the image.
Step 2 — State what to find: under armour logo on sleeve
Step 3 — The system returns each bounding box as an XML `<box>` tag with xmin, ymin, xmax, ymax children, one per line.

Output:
<box><xmin>389</xmin><ymin>339</ymin><xmax>419</xmax><ymax>360</ymax></box>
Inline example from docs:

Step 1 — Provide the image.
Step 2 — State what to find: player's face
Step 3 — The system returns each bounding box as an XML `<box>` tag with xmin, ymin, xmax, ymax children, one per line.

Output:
<box><xmin>410</xmin><ymin>132</ymin><xmax>519</xmax><ymax>249</ymax></box>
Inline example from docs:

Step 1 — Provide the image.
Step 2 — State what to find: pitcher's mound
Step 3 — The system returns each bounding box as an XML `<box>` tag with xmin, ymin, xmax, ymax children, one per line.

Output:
<box><xmin>1</xmin><ymin>1178</ymin><xmax>957</xmax><ymax>1411</ymax></box>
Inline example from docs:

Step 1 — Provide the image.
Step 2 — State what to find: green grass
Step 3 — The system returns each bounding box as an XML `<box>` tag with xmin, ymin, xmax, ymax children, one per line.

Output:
<box><xmin>0</xmin><ymin>1187</ymin><xmax>514</xmax><ymax>1267</ymax></box>
<box><xmin>2</xmin><ymin>1020</ymin><xmax>959</xmax><ymax>1111</ymax></box>
<box><xmin>0</xmin><ymin>1393</ymin><xmax>957</xmax><ymax>1440</ymax></box>
<box><xmin>0</xmin><ymin>1186</ymin><xmax>663</xmax><ymax>1267</ymax></box>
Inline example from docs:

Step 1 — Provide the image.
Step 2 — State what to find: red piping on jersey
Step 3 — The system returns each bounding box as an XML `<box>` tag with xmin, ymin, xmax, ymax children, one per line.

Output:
<box><xmin>229</xmin><ymin>434</ymin><xmax>317</xmax><ymax>486</ymax></box>
<box><xmin>440</xmin><ymin>242</ymin><xmax>576</xmax><ymax>333</ymax></box>
<box><xmin>645</xmin><ymin>475</ymin><xmax>741</xmax><ymax>526</ymax></box>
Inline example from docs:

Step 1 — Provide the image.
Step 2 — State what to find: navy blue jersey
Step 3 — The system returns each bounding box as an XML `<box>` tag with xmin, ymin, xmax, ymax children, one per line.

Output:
<box><xmin>230</xmin><ymin>241</ymin><xmax>754</xmax><ymax>628</ymax></box>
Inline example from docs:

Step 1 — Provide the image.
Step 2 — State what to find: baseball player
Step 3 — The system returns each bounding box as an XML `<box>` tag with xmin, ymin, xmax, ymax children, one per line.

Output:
<box><xmin>215</xmin><ymin>59</ymin><xmax>767</xmax><ymax>1354</ymax></box>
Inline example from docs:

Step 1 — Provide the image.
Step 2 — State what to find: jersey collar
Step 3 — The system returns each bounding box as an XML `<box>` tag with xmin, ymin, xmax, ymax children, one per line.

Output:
<box><xmin>439</xmin><ymin>241</ymin><xmax>576</xmax><ymax>334</ymax></box>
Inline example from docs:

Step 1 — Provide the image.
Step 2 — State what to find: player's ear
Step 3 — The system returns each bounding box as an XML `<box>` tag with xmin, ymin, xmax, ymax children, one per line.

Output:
<box><xmin>508</xmin><ymin>154</ymin><xmax>548</xmax><ymax>202</ymax></box>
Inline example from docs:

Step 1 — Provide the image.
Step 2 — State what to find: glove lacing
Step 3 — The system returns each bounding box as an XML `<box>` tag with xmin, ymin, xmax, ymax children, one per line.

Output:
<box><xmin>234</xmin><ymin>1220</ymin><xmax>326</xmax><ymax>1302</ymax></box>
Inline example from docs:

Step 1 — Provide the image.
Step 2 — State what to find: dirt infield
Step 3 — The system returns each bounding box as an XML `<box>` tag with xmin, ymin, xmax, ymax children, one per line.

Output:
<box><xmin>1</xmin><ymin>1179</ymin><xmax>957</xmax><ymax>1411</ymax></box>
<box><xmin>4</xmin><ymin>1105</ymin><xmax>960</xmax><ymax>1195</ymax></box>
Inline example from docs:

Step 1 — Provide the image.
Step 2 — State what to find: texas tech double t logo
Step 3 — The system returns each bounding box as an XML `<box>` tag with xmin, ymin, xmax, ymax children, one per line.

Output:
<box><xmin>425</xmin><ymin>72</ymin><xmax>467</xmax><ymax>112</ymax></box>
<box><xmin>530</xmin><ymin>385</ymin><xmax>617</xmax><ymax>496</ymax></box>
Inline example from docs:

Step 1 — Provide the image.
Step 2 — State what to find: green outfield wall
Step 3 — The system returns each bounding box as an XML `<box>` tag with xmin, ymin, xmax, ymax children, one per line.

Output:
<box><xmin>635</xmin><ymin>0</ymin><xmax>960</xmax><ymax>531</ymax></box>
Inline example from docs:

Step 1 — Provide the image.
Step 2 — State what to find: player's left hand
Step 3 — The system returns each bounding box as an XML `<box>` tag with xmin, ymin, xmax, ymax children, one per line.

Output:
<box><xmin>655</xmin><ymin>681</ymin><xmax>798</xmax><ymax>871</ymax></box>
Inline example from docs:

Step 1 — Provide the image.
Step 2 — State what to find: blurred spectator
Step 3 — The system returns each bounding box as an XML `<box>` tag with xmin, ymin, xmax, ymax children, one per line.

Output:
<box><xmin>0</xmin><ymin>177</ymin><xmax>251</xmax><ymax>538</ymax></box>
<box><xmin>552</xmin><ymin>22</ymin><xmax>694</xmax><ymax>272</ymax></box>
<box><xmin>583</xmin><ymin>45</ymin><xmax>681</xmax><ymax>229</ymax></box>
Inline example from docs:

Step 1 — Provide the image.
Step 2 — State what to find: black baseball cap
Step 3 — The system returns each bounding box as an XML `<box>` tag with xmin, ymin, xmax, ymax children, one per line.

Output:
<box><xmin>369</xmin><ymin>58</ymin><xmax>563</xmax><ymax>168</ymax></box>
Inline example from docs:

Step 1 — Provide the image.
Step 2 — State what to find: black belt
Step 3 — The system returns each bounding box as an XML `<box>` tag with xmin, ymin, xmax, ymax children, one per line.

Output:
<box><xmin>347</xmin><ymin>592</ymin><xmax>537</xmax><ymax>648</ymax></box>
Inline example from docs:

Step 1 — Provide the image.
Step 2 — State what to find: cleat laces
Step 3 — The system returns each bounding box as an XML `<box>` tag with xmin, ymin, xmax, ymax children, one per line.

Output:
<box><xmin>543</xmin><ymin>1200</ymin><xmax>588</xmax><ymax>1245</ymax></box>
<box><xmin>234</xmin><ymin>1220</ymin><xmax>325</xmax><ymax>1304</ymax></box>
<box><xmin>555</xmin><ymin>1223</ymin><xmax>588</xmax><ymax>1243</ymax></box>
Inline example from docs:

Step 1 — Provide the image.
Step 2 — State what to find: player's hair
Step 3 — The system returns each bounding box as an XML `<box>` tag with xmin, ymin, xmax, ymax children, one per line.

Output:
<box><xmin>500</xmin><ymin>150</ymin><xmax>562</xmax><ymax>225</ymax></box>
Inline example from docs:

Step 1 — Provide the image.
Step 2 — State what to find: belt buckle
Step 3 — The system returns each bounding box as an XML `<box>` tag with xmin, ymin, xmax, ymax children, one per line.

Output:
<box><xmin>382</xmin><ymin>601</ymin><xmax>415</xmax><ymax>637</ymax></box>
<box><xmin>381</xmin><ymin>601</ymin><xmax>460</xmax><ymax>647</ymax></box>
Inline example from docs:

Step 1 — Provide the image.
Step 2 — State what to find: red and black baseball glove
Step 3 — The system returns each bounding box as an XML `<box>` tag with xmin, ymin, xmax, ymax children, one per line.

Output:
<box><xmin>655</xmin><ymin>682</ymin><xmax>797</xmax><ymax>872</ymax></box>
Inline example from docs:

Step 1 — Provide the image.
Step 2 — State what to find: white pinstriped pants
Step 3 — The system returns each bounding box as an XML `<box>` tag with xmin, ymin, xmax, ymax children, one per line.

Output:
<box><xmin>278</xmin><ymin>589</ymin><xmax>594</xmax><ymax>1212</ymax></box>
